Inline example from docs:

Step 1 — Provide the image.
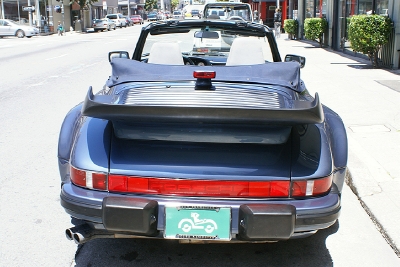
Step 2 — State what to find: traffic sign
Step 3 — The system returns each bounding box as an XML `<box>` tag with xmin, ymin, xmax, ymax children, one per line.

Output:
<box><xmin>22</xmin><ymin>6</ymin><xmax>35</xmax><ymax>11</ymax></box>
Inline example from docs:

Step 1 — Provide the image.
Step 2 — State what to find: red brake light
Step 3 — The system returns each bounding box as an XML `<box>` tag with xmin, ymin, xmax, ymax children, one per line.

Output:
<box><xmin>193</xmin><ymin>71</ymin><xmax>216</xmax><ymax>79</ymax></box>
<box><xmin>108</xmin><ymin>175</ymin><xmax>290</xmax><ymax>198</ymax></box>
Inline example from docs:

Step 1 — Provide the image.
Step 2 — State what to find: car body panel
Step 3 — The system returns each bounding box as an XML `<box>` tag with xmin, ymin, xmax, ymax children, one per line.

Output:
<box><xmin>59</xmin><ymin>20</ymin><xmax>347</xmax><ymax>244</ymax></box>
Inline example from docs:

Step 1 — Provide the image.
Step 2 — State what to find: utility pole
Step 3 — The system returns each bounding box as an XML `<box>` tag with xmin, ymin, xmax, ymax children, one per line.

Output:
<box><xmin>61</xmin><ymin>0</ymin><xmax>65</xmax><ymax>34</ymax></box>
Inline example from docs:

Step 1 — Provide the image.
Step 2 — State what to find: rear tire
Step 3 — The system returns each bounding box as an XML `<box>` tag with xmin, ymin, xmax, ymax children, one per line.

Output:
<box><xmin>16</xmin><ymin>30</ymin><xmax>25</xmax><ymax>38</ymax></box>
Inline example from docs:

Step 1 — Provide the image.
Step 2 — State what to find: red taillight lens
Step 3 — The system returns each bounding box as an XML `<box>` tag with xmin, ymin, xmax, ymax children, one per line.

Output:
<box><xmin>291</xmin><ymin>175</ymin><xmax>332</xmax><ymax>197</ymax></box>
<box><xmin>108</xmin><ymin>175</ymin><xmax>290</xmax><ymax>198</ymax></box>
<box><xmin>70</xmin><ymin>166</ymin><xmax>331</xmax><ymax>198</ymax></box>
<box><xmin>70</xmin><ymin>166</ymin><xmax>107</xmax><ymax>190</ymax></box>
<box><xmin>193</xmin><ymin>71</ymin><xmax>216</xmax><ymax>79</ymax></box>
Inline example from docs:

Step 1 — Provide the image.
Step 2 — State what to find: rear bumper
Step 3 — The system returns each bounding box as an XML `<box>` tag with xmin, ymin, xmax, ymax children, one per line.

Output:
<box><xmin>61</xmin><ymin>183</ymin><xmax>340</xmax><ymax>241</ymax></box>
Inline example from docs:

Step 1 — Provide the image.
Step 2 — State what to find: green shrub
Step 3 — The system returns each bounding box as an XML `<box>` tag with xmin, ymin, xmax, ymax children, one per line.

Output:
<box><xmin>304</xmin><ymin>18</ymin><xmax>327</xmax><ymax>47</ymax></box>
<box><xmin>348</xmin><ymin>15</ymin><xmax>393</xmax><ymax>68</ymax></box>
<box><xmin>284</xmin><ymin>19</ymin><xmax>298</xmax><ymax>39</ymax></box>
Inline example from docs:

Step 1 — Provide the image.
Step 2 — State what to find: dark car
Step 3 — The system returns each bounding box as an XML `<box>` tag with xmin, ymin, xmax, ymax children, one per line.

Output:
<box><xmin>147</xmin><ymin>12</ymin><xmax>157</xmax><ymax>21</ymax></box>
<box><xmin>59</xmin><ymin>20</ymin><xmax>347</xmax><ymax>245</ymax></box>
<box><xmin>191</xmin><ymin>9</ymin><xmax>200</xmax><ymax>18</ymax></box>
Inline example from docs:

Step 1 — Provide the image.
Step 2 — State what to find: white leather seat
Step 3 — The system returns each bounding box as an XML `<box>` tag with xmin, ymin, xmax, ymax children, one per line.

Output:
<box><xmin>147</xmin><ymin>42</ymin><xmax>184</xmax><ymax>65</ymax></box>
<box><xmin>226</xmin><ymin>37</ymin><xmax>266</xmax><ymax>66</ymax></box>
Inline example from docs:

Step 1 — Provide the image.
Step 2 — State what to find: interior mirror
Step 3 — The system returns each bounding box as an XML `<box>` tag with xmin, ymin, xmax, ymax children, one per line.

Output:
<box><xmin>284</xmin><ymin>54</ymin><xmax>306</xmax><ymax>68</ymax></box>
<box><xmin>108</xmin><ymin>51</ymin><xmax>130</xmax><ymax>62</ymax></box>
<box><xmin>194</xmin><ymin>31</ymin><xmax>219</xmax><ymax>39</ymax></box>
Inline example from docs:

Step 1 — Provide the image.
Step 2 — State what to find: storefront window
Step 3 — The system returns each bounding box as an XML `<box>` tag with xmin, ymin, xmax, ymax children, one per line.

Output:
<box><xmin>305</xmin><ymin>0</ymin><xmax>314</xmax><ymax>18</ymax></box>
<box><xmin>358</xmin><ymin>0</ymin><xmax>373</xmax><ymax>14</ymax></box>
<box><xmin>305</xmin><ymin>0</ymin><xmax>327</xmax><ymax>18</ymax></box>
<box><xmin>376</xmin><ymin>0</ymin><xmax>388</xmax><ymax>15</ymax></box>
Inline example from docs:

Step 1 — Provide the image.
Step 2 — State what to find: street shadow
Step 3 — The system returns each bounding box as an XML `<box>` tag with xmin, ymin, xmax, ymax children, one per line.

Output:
<box><xmin>73</xmin><ymin>221</ymin><xmax>339</xmax><ymax>267</ymax></box>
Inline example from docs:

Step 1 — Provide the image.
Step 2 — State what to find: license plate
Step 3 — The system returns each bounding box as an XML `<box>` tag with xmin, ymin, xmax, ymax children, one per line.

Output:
<box><xmin>164</xmin><ymin>206</ymin><xmax>231</xmax><ymax>240</ymax></box>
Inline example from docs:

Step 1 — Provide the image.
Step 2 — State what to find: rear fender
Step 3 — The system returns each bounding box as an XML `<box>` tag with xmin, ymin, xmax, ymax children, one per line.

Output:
<box><xmin>58</xmin><ymin>104</ymin><xmax>83</xmax><ymax>183</ymax></box>
<box><xmin>323</xmin><ymin>106</ymin><xmax>348</xmax><ymax>193</ymax></box>
<box><xmin>70</xmin><ymin>117</ymin><xmax>112</xmax><ymax>174</ymax></box>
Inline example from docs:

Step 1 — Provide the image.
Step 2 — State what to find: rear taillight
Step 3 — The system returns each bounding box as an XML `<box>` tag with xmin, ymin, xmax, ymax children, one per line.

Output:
<box><xmin>70</xmin><ymin>166</ymin><xmax>107</xmax><ymax>190</ymax></box>
<box><xmin>70</xmin><ymin>166</ymin><xmax>331</xmax><ymax>198</ymax></box>
<box><xmin>108</xmin><ymin>175</ymin><xmax>290</xmax><ymax>198</ymax></box>
<box><xmin>291</xmin><ymin>175</ymin><xmax>333</xmax><ymax>197</ymax></box>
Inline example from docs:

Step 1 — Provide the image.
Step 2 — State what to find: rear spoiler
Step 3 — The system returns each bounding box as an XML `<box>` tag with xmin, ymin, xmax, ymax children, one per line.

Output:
<box><xmin>81</xmin><ymin>87</ymin><xmax>324</xmax><ymax>125</ymax></box>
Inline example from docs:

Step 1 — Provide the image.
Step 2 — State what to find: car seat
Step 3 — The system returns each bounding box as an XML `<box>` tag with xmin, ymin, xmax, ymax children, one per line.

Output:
<box><xmin>147</xmin><ymin>42</ymin><xmax>184</xmax><ymax>65</ymax></box>
<box><xmin>226</xmin><ymin>37</ymin><xmax>266</xmax><ymax>66</ymax></box>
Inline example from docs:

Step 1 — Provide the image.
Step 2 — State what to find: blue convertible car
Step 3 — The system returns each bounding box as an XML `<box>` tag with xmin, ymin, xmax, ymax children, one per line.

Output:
<box><xmin>58</xmin><ymin>19</ymin><xmax>347</xmax><ymax>244</ymax></box>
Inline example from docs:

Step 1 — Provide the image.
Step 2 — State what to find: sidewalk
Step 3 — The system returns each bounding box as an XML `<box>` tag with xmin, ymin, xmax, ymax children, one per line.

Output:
<box><xmin>276</xmin><ymin>34</ymin><xmax>400</xmax><ymax>256</ymax></box>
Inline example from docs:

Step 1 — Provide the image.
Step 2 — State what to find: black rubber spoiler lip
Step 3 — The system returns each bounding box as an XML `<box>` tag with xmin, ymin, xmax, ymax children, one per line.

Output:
<box><xmin>82</xmin><ymin>87</ymin><xmax>324</xmax><ymax>125</ymax></box>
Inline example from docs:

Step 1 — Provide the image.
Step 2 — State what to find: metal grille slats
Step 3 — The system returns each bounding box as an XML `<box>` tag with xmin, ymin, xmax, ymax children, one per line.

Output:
<box><xmin>121</xmin><ymin>86</ymin><xmax>284</xmax><ymax>109</ymax></box>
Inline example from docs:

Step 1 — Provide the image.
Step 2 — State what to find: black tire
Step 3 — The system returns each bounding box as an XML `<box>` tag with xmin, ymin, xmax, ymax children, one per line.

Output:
<box><xmin>16</xmin><ymin>30</ymin><xmax>25</xmax><ymax>38</ymax></box>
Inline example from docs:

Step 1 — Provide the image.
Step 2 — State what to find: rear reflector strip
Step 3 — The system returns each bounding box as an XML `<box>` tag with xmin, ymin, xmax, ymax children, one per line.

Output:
<box><xmin>70</xmin><ymin>166</ymin><xmax>332</xmax><ymax>198</ymax></box>
<box><xmin>108</xmin><ymin>175</ymin><xmax>290</xmax><ymax>198</ymax></box>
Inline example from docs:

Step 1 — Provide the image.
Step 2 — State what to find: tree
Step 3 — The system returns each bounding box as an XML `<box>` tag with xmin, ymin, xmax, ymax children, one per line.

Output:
<box><xmin>73</xmin><ymin>0</ymin><xmax>98</xmax><ymax>10</ymax></box>
<box><xmin>171</xmin><ymin>0</ymin><xmax>179</xmax><ymax>10</ymax></box>
<box><xmin>348</xmin><ymin>15</ymin><xmax>393</xmax><ymax>68</ymax></box>
<box><xmin>145</xmin><ymin>0</ymin><xmax>158</xmax><ymax>11</ymax></box>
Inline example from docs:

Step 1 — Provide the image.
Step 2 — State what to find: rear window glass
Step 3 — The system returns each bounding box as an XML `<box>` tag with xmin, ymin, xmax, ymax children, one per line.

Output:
<box><xmin>107</xmin><ymin>15</ymin><xmax>117</xmax><ymax>19</ymax></box>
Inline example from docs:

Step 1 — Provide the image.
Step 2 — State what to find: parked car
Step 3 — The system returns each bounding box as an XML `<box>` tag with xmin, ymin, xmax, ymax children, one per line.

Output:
<box><xmin>105</xmin><ymin>13</ymin><xmax>127</xmax><ymax>28</ymax></box>
<box><xmin>157</xmin><ymin>12</ymin><xmax>166</xmax><ymax>20</ymax></box>
<box><xmin>130</xmin><ymin>15</ymin><xmax>143</xmax><ymax>24</ymax></box>
<box><xmin>92</xmin><ymin>18</ymin><xmax>116</xmax><ymax>32</ymax></box>
<box><xmin>0</xmin><ymin>19</ymin><xmax>39</xmax><ymax>38</ymax></box>
<box><xmin>172</xmin><ymin>10</ymin><xmax>184</xmax><ymax>20</ymax></box>
<box><xmin>203</xmin><ymin>2</ymin><xmax>253</xmax><ymax>22</ymax></box>
<box><xmin>147</xmin><ymin>12</ymin><xmax>157</xmax><ymax>21</ymax></box>
<box><xmin>59</xmin><ymin>20</ymin><xmax>348</xmax><ymax>245</ymax></box>
<box><xmin>124</xmin><ymin>16</ymin><xmax>132</xmax><ymax>26</ymax></box>
<box><xmin>191</xmin><ymin>9</ymin><xmax>200</xmax><ymax>18</ymax></box>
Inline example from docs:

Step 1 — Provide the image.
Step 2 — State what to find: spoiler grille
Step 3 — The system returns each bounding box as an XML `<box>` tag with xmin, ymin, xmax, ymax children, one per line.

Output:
<box><xmin>122</xmin><ymin>86</ymin><xmax>282</xmax><ymax>109</ymax></box>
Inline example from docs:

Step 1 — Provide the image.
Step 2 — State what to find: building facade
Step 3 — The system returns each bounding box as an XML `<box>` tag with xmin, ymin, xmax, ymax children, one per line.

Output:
<box><xmin>249</xmin><ymin>0</ymin><xmax>399</xmax><ymax>69</ymax></box>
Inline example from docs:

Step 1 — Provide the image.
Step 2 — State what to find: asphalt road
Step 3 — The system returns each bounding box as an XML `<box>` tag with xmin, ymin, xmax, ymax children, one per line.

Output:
<box><xmin>0</xmin><ymin>25</ymin><xmax>399</xmax><ymax>267</ymax></box>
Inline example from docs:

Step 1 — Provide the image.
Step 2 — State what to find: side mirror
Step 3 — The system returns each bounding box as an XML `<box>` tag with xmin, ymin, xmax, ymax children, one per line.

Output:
<box><xmin>108</xmin><ymin>51</ymin><xmax>130</xmax><ymax>62</ymax></box>
<box><xmin>284</xmin><ymin>54</ymin><xmax>306</xmax><ymax>68</ymax></box>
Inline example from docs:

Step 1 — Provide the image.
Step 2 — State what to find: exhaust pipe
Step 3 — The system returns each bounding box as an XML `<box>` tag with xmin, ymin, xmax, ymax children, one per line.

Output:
<box><xmin>65</xmin><ymin>224</ymin><xmax>115</xmax><ymax>245</ymax></box>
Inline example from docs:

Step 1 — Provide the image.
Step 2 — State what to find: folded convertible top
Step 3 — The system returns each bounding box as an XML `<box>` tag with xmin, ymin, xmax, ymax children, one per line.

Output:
<box><xmin>106</xmin><ymin>58</ymin><xmax>303</xmax><ymax>91</ymax></box>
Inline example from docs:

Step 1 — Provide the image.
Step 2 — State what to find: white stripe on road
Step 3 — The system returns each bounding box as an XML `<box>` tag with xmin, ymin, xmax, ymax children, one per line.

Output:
<box><xmin>45</xmin><ymin>54</ymin><xmax>68</xmax><ymax>60</ymax></box>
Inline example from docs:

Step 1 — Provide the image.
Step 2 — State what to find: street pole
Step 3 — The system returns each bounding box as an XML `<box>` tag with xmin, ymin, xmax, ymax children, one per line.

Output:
<box><xmin>61</xmin><ymin>0</ymin><xmax>65</xmax><ymax>34</ymax></box>
<box><xmin>1</xmin><ymin>0</ymin><xmax>4</xmax><ymax>19</ymax></box>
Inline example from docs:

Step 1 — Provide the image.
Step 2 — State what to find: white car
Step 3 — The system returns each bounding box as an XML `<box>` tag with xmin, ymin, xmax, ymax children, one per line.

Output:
<box><xmin>105</xmin><ymin>13</ymin><xmax>127</xmax><ymax>28</ymax></box>
<box><xmin>0</xmin><ymin>19</ymin><xmax>39</xmax><ymax>38</ymax></box>
<box><xmin>172</xmin><ymin>11</ymin><xmax>184</xmax><ymax>20</ymax></box>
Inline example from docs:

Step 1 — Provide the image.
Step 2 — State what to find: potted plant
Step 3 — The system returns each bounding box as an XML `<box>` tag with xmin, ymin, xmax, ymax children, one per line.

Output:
<box><xmin>304</xmin><ymin>18</ymin><xmax>328</xmax><ymax>47</ymax></box>
<box><xmin>284</xmin><ymin>19</ymin><xmax>298</xmax><ymax>40</ymax></box>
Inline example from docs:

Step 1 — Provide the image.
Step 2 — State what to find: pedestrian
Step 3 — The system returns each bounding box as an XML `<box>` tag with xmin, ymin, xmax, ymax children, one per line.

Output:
<box><xmin>57</xmin><ymin>21</ymin><xmax>64</xmax><ymax>36</ymax></box>
<box><xmin>254</xmin><ymin>10</ymin><xmax>259</xmax><ymax>22</ymax></box>
<box><xmin>274</xmin><ymin>8</ymin><xmax>282</xmax><ymax>38</ymax></box>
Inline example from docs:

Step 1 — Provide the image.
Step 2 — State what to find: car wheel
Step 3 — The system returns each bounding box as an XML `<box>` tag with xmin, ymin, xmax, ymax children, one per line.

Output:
<box><xmin>16</xmin><ymin>30</ymin><xmax>25</xmax><ymax>38</ymax></box>
<box><xmin>114</xmin><ymin>26</ymin><xmax>116</xmax><ymax>30</ymax></box>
